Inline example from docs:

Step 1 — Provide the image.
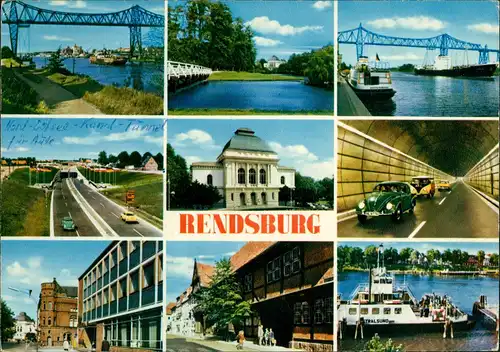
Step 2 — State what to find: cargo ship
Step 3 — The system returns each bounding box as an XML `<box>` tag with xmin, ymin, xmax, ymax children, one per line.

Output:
<box><xmin>346</xmin><ymin>56</ymin><xmax>396</xmax><ymax>99</ymax></box>
<box><xmin>414</xmin><ymin>55</ymin><xmax>497</xmax><ymax>77</ymax></box>
<box><xmin>89</xmin><ymin>53</ymin><xmax>127</xmax><ymax>66</ymax></box>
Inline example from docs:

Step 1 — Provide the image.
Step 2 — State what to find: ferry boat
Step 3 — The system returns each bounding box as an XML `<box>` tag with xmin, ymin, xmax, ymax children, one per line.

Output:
<box><xmin>346</xmin><ymin>56</ymin><xmax>396</xmax><ymax>99</ymax></box>
<box><xmin>89</xmin><ymin>52</ymin><xmax>127</xmax><ymax>66</ymax></box>
<box><xmin>338</xmin><ymin>248</ymin><xmax>473</xmax><ymax>337</ymax></box>
<box><xmin>414</xmin><ymin>55</ymin><xmax>497</xmax><ymax>77</ymax></box>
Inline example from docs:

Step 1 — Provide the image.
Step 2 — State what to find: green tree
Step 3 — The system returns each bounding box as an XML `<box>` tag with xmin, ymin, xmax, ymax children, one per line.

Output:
<box><xmin>194</xmin><ymin>258</ymin><xmax>252</xmax><ymax>339</ymax></box>
<box><xmin>490</xmin><ymin>253</ymin><xmax>499</xmax><ymax>266</ymax></box>
<box><xmin>129</xmin><ymin>151</ymin><xmax>143</xmax><ymax>168</ymax></box>
<box><xmin>294</xmin><ymin>172</ymin><xmax>319</xmax><ymax>204</ymax></box>
<box><xmin>98</xmin><ymin>151</ymin><xmax>108</xmax><ymax>165</ymax></box>
<box><xmin>117</xmin><ymin>151</ymin><xmax>130</xmax><ymax>168</ymax></box>
<box><xmin>410</xmin><ymin>250</ymin><xmax>420</xmax><ymax>264</ymax></box>
<box><xmin>108</xmin><ymin>154</ymin><xmax>118</xmax><ymax>164</ymax></box>
<box><xmin>364</xmin><ymin>245</ymin><xmax>379</xmax><ymax>266</ymax></box>
<box><xmin>477</xmin><ymin>250</ymin><xmax>485</xmax><ymax>268</ymax></box>
<box><xmin>350</xmin><ymin>247</ymin><xmax>364</xmax><ymax>267</ymax></box>
<box><xmin>154</xmin><ymin>152</ymin><xmax>164</xmax><ymax>170</ymax></box>
<box><xmin>365</xmin><ymin>333</ymin><xmax>404</xmax><ymax>352</ymax></box>
<box><xmin>183</xmin><ymin>180</ymin><xmax>222</xmax><ymax>208</ymax></box>
<box><xmin>399</xmin><ymin>248</ymin><xmax>413</xmax><ymax>264</ymax></box>
<box><xmin>337</xmin><ymin>245</ymin><xmax>352</xmax><ymax>271</ymax></box>
<box><xmin>305</xmin><ymin>45</ymin><xmax>334</xmax><ymax>87</ymax></box>
<box><xmin>1</xmin><ymin>299</ymin><xmax>16</xmax><ymax>341</ymax></box>
<box><xmin>1</xmin><ymin>46</ymin><xmax>14</xmax><ymax>59</ymax></box>
<box><xmin>47</xmin><ymin>48</ymin><xmax>65</xmax><ymax>74</ymax></box>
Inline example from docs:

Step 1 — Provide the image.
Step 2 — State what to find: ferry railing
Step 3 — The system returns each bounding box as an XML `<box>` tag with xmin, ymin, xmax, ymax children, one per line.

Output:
<box><xmin>397</xmin><ymin>284</ymin><xmax>418</xmax><ymax>305</ymax></box>
<box><xmin>348</xmin><ymin>283</ymin><xmax>369</xmax><ymax>301</ymax></box>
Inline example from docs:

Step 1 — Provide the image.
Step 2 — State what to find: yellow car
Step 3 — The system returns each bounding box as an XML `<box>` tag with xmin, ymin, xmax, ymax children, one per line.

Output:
<box><xmin>437</xmin><ymin>180</ymin><xmax>452</xmax><ymax>191</ymax></box>
<box><xmin>410</xmin><ymin>176</ymin><xmax>435</xmax><ymax>198</ymax></box>
<box><xmin>121</xmin><ymin>211</ymin><xmax>138</xmax><ymax>223</ymax></box>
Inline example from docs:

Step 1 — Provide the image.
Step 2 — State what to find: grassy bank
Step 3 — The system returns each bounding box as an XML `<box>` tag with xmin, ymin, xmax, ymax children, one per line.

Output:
<box><xmin>208</xmin><ymin>71</ymin><xmax>303</xmax><ymax>81</ymax></box>
<box><xmin>0</xmin><ymin>168</ymin><xmax>57</xmax><ymax>236</ymax></box>
<box><xmin>169</xmin><ymin>108</ymin><xmax>334</xmax><ymax>115</ymax></box>
<box><xmin>43</xmin><ymin>71</ymin><xmax>163</xmax><ymax>115</ymax></box>
<box><xmin>1</xmin><ymin>67</ymin><xmax>49</xmax><ymax>114</ymax></box>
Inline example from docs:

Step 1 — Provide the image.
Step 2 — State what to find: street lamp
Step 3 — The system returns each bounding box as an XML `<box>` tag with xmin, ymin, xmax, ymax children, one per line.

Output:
<box><xmin>8</xmin><ymin>287</ymin><xmax>39</xmax><ymax>352</ymax></box>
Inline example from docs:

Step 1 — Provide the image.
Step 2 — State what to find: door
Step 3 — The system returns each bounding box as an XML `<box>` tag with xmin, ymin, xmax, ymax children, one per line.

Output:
<box><xmin>261</xmin><ymin>192</ymin><xmax>267</xmax><ymax>205</ymax></box>
<box><xmin>239</xmin><ymin>193</ymin><xmax>246</xmax><ymax>206</ymax></box>
<box><xmin>251</xmin><ymin>192</ymin><xmax>257</xmax><ymax>205</ymax></box>
<box><xmin>47</xmin><ymin>337</ymin><xmax>52</xmax><ymax>347</ymax></box>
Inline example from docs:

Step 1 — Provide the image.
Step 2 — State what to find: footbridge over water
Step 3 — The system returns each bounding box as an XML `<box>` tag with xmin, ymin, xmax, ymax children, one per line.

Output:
<box><xmin>1</xmin><ymin>0</ymin><xmax>164</xmax><ymax>57</ymax></box>
<box><xmin>339</xmin><ymin>24</ymin><xmax>500</xmax><ymax>64</ymax></box>
<box><xmin>167</xmin><ymin>61</ymin><xmax>213</xmax><ymax>93</ymax></box>
<box><xmin>337</xmin><ymin>120</ymin><xmax>499</xmax><ymax>239</ymax></box>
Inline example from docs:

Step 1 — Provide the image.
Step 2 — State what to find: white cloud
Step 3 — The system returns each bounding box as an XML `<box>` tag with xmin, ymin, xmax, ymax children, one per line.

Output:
<box><xmin>166</xmin><ymin>255</ymin><xmax>194</xmax><ymax>279</ymax></box>
<box><xmin>49</xmin><ymin>0</ymin><xmax>86</xmax><ymax>8</ymax></box>
<box><xmin>16</xmin><ymin>147</ymin><xmax>30</xmax><ymax>152</ymax></box>
<box><xmin>367</xmin><ymin>16</ymin><xmax>446</xmax><ymax>31</ymax></box>
<box><xmin>372</xmin><ymin>53</ymin><xmax>423</xmax><ymax>61</ymax></box>
<box><xmin>27</xmin><ymin>257</ymin><xmax>42</xmax><ymax>269</ymax></box>
<box><xmin>49</xmin><ymin>0</ymin><xmax>68</xmax><ymax>5</ymax></box>
<box><xmin>144</xmin><ymin>135</ymin><xmax>163</xmax><ymax>146</ymax></box>
<box><xmin>297</xmin><ymin>158</ymin><xmax>335</xmax><ymax>180</ymax></box>
<box><xmin>467</xmin><ymin>23</ymin><xmax>499</xmax><ymax>34</ymax></box>
<box><xmin>254</xmin><ymin>36</ymin><xmax>283</xmax><ymax>47</ymax></box>
<box><xmin>185</xmin><ymin>156</ymin><xmax>202</xmax><ymax>165</ymax></box>
<box><xmin>269</xmin><ymin>142</ymin><xmax>318</xmax><ymax>161</ymax></box>
<box><xmin>245</xmin><ymin>16</ymin><xmax>323</xmax><ymax>36</ymax></box>
<box><xmin>6</xmin><ymin>261</ymin><xmax>28</xmax><ymax>277</ymax></box>
<box><xmin>43</xmin><ymin>35</ymin><xmax>74</xmax><ymax>42</ymax></box>
<box><xmin>63</xmin><ymin>127</ymin><xmax>161</xmax><ymax>147</ymax></box>
<box><xmin>1</xmin><ymin>147</ymin><xmax>7</xmax><ymax>152</ymax></box>
<box><xmin>313</xmin><ymin>1</ymin><xmax>332</xmax><ymax>11</ymax></box>
<box><xmin>1</xmin><ymin>295</ymin><xmax>15</xmax><ymax>302</ymax></box>
<box><xmin>173</xmin><ymin>130</ymin><xmax>220</xmax><ymax>150</ymax></box>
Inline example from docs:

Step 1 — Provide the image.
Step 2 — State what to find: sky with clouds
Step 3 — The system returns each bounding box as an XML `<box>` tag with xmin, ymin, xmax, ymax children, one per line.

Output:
<box><xmin>166</xmin><ymin>241</ymin><xmax>246</xmax><ymax>305</ymax></box>
<box><xmin>341</xmin><ymin>242</ymin><xmax>499</xmax><ymax>255</ymax></box>
<box><xmin>1</xmin><ymin>240</ymin><xmax>110</xmax><ymax>318</ymax></box>
<box><xmin>167</xmin><ymin>119</ymin><xmax>334</xmax><ymax>180</ymax></box>
<box><xmin>339</xmin><ymin>1</ymin><xmax>499</xmax><ymax>65</ymax></box>
<box><xmin>227</xmin><ymin>1</ymin><xmax>334</xmax><ymax>60</ymax></box>
<box><xmin>1</xmin><ymin>118</ymin><xmax>164</xmax><ymax>160</ymax></box>
<box><xmin>1</xmin><ymin>0</ymin><xmax>164</xmax><ymax>53</ymax></box>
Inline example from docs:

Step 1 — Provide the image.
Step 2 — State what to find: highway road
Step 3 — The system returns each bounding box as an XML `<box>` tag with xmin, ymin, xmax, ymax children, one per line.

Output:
<box><xmin>338</xmin><ymin>181</ymin><xmax>498</xmax><ymax>238</ymax></box>
<box><xmin>53</xmin><ymin>178</ymin><xmax>99</xmax><ymax>236</ymax></box>
<box><xmin>72</xmin><ymin>178</ymin><xmax>163</xmax><ymax>237</ymax></box>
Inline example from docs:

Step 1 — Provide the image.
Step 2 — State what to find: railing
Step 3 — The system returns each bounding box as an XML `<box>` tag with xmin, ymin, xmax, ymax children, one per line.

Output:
<box><xmin>167</xmin><ymin>61</ymin><xmax>213</xmax><ymax>79</ymax></box>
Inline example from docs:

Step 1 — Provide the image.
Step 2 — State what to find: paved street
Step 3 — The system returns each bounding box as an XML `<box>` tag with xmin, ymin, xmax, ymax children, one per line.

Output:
<box><xmin>167</xmin><ymin>336</ymin><xmax>219</xmax><ymax>352</ymax></box>
<box><xmin>338</xmin><ymin>181</ymin><xmax>499</xmax><ymax>238</ymax></box>
<box><xmin>0</xmin><ymin>342</ymin><xmax>66</xmax><ymax>352</ymax></box>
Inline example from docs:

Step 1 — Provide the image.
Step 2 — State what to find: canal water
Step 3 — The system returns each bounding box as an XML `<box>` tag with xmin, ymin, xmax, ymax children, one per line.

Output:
<box><xmin>33</xmin><ymin>57</ymin><xmax>163</xmax><ymax>95</ymax></box>
<box><xmin>338</xmin><ymin>271</ymin><xmax>499</xmax><ymax>351</ymax></box>
<box><xmin>168</xmin><ymin>80</ymin><xmax>334</xmax><ymax>112</ymax></box>
<box><xmin>362</xmin><ymin>72</ymin><xmax>499</xmax><ymax>117</ymax></box>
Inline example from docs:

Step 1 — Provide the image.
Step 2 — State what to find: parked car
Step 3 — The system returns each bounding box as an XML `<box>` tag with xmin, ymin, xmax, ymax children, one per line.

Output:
<box><xmin>356</xmin><ymin>181</ymin><xmax>416</xmax><ymax>224</ymax></box>
<box><xmin>61</xmin><ymin>216</ymin><xmax>76</xmax><ymax>231</ymax></box>
<box><xmin>121</xmin><ymin>211</ymin><xmax>138</xmax><ymax>223</ymax></box>
<box><xmin>410</xmin><ymin>176</ymin><xmax>435</xmax><ymax>198</ymax></box>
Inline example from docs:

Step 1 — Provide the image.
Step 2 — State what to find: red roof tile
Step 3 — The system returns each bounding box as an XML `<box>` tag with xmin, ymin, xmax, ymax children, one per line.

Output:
<box><xmin>166</xmin><ymin>302</ymin><xmax>176</xmax><ymax>315</ymax></box>
<box><xmin>196</xmin><ymin>262</ymin><xmax>215</xmax><ymax>287</ymax></box>
<box><xmin>230</xmin><ymin>242</ymin><xmax>276</xmax><ymax>271</ymax></box>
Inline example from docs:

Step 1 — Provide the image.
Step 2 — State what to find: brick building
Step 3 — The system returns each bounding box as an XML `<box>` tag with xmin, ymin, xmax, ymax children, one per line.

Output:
<box><xmin>170</xmin><ymin>242</ymin><xmax>334</xmax><ymax>351</ymax></box>
<box><xmin>78</xmin><ymin>241</ymin><xmax>164</xmax><ymax>352</ymax></box>
<box><xmin>38</xmin><ymin>278</ymin><xmax>78</xmax><ymax>347</ymax></box>
<box><xmin>141</xmin><ymin>156</ymin><xmax>158</xmax><ymax>171</ymax></box>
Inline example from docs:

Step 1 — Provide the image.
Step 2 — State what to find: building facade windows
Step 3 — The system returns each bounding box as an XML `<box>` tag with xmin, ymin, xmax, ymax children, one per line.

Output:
<box><xmin>244</xmin><ymin>274</ymin><xmax>252</xmax><ymax>292</ymax></box>
<box><xmin>207</xmin><ymin>174</ymin><xmax>213</xmax><ymax>186</ymax></box>
<box><xmin>281</xmin><ymin>176</ymin><xmax>285</xmax><ymax>185</ymax></box>
<box><xmin>314</xmin><ymin>299</ymin><xmax>325</xmax><ymax>324</ymax></box>
<box><xmin>266</xmin><ymin>257</ymin><xmax>281</xmax><ymax>283</ymax></box>
<box><xmin>293</xmin><ymin>302</ymin><xmax>310</xmax><ymax>325</ymax></box>
<box><xmin>259</xmin><ymin>169</ymin><xmax>266</xmax><ymax>184</ymax></box>
<box><xmin>249</xmin><ymin>169</ymin><xmax>256</xmax><ymax>184</ymax></box>
<box><xmin>238</xmin><ymin>168</ymin><xmax>245</xmax><ymax>184</ymax></box>
<box><xmin>283</xmin><ymin>247</ymin><xmax>301</xmax><ymax>277</ymax></box>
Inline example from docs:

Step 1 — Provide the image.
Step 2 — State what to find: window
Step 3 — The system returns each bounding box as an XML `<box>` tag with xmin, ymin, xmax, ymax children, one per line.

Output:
<box><xmin>129</xmin><ymin>241</ymin><xmax>139</xmax><ymax>254</ymax></box>
<box><xmin>231</xmin><ymin>193</ymin><xmax>234</xmax><ymax>201</ymax></box>
<box><xmin>259</xmin><ymin>169</ymin><xmax>266</xmax><ymax>184</ymax></box>
<box><xmin>349</xmin><ymin>308</ymin><xmax>357</xmax><ymax>315</ymax></box>
<box><xmin>384</xmin><ymin>308</ymin><xmax>391</xmax><ymax>315</ymax></box>
<box><xmin>301</xmin><ymin>302</ymin><xmax>310</xmax><ymax>324</ymax></box>
<box><xmin>326</xmin><ymin>299</ymin><xmax>333</xmax><ymax>323</ymax></box>
<box><xmin>143</xmin><ymin>262</ymin><xmax>155</xmax><ymax>289</ymax></box>
<box><xmin>43</xmin><ymin>302</ymin><xmax>46</xmax><ymax>310</ymax></box>
<box><xmin>157</xmin><ymin>255</ymin><xmax>164</xmax><ymax>283</ymax></box>
<box><xmin>249</xmin><ymin>169</ymin><xmax>256</xmax><ymax>184</ymax></box>
<box><xmin>118</xmin><ymin>278</ymin><xmax>127</xmax><ymax>298</ymax></box>
<box><xmin>129</xmin><ymin>270</ymin><xmax>139</xmax><ymax>294</ymax></box>
<box><xmin>314</xmin><ymin>299</ymin><xmax>324</xmax><ymax>324</ymax></box>
<box><xmin>360</xmin><ymin>308</ymin><xmax>368</xmax><ymax>315</ymax></box>
<box><xmin>372</xmin><ymin>308</ymin><xmax>380</xmax><ymax>315</ymax></box>
<box><xmin>48</xmin><ymin>302</ymin><xmax>52</xmax><ymax>310</ymax></box>
<box><xmin>395</xmin><ymin>307</ymin><xmax>402</xmax><ymax>314</ymax></box>
<box><xmin>266</xmin><ymin>257</ymin><xmax>281</xmax><ymax>283</ymax></box>
<box><xmin>48</xmin><ymin>318</ymin><xmax>51</xmax><ymax>326</ymax></box>
<box><xmin>272</xmin><ymin>192</ymin><xmax>275</xmax><ymax>200</ymax></box>
<box><xmin>244</xmin><ymin>274</ymin><xmax>252</xmax><ymax>292</ymax></box>
<box><xmin>207</xmin><ymin>174</ymin><xmax>213</xmax><ymax>186</ymax></box>
<box><xmin>284</xmin><ymin>247</ymin><xmax>301</xmax><ymax>277</ymax></box>
<box><xmin>238</xmin><ymin>168</ymin><xmax>245</xmax><ymax>184</ymax></box>
<box><xmin>293</xmin><ymin>303</ymin><xmax>301</xmax><ymax>324</ymax></box>
<box><xmin>280</xmin><ymin>176</ymin><xmax>285</xmax><ymax>185</ymax></box>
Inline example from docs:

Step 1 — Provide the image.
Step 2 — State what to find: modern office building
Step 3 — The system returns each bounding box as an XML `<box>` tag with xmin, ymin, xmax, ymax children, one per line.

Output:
<box><xmin>78</xmin><ymin>241</ymin><xmax>164</xmax><ymax>352</ymax></box>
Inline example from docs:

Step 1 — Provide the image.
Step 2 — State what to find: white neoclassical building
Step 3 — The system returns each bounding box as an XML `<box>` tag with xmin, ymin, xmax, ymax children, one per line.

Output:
<box><xmin>191</xmin><ymin>128</ymin><xmax>295</xmax><ymax>208</ymax></box>
<box><xmin>13</xmin><ymin>312</ymin><xmax>36</xmax><ymax>342</ymax></box>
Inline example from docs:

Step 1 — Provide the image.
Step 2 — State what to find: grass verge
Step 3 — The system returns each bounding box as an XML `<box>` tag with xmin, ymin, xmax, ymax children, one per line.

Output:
<box><xmin>208</xmin><ymin>71</ymin><xmax>303</xmax><ymax>81</ymax></box>
<box><xmin>1</xmin><ymin>67</ymin><xmax>49</xmax><ymax>114</ymax></box>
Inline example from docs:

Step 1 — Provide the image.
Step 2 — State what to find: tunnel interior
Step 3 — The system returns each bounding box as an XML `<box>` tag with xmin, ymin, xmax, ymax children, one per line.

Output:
<box><xmin>343</xmin><ymin>120</ymin><xmax>498</xmax><ymax>176</ymax></box>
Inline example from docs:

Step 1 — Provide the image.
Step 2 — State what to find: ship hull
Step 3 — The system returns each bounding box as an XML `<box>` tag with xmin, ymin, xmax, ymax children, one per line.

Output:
<box><xmin>414</xmin><ymin>64</ymin><xmax>497</xmax><ymax>77</ymax></box>
<box><xmin>89</xmin><ymin>58</ymin><xmax>127</xmax><ymax>66</ymax></box>
<box><xmin>346</xmin><ymin>79</ymin><xmax>396</xmax><ymax>100</ymax></box>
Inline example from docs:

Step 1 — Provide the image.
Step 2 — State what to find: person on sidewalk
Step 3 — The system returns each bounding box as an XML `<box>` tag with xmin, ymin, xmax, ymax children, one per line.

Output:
<box><xmin>264</xmin><ymin>328</ymin><xmax>270</xmax><ymax>346</ymax></box>
<box><xmin>63</xmin><ymin>339</ymin><xmax>70</xmax><ymax>352</ymax></box>
<box><xmin>257</xmin><ymin>325</ymin><xmax>264</xmax><ymax>345</ymax></box>
<box><xmin>101</xmin><ymin>338</ymin><xmax>110</xmax><ymax>352</ymax></box>
<box><xmin>269</xmin><ymin>329</ymin><xmax>276</xmax><ymax>347</ymax></box>
<box><xmin>236</xmin><ymin>330</ymin><xmax>245</xmax><ymax>350</ymax></box>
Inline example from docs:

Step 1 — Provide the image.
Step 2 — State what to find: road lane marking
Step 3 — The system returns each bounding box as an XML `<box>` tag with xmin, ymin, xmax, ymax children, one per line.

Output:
<box><xmin>463</xmin><ymin>183</ymin><xmax>499</xmax><ymax>215</ymax></box>
<box><xmin>408</xmin><ymin>221</ymin><xmax>426</xmax><ymax>239</ymax></box>
<box><xmin>338</xmin><ymin>214</ymin><xmax>358</xmax><ymax>223</ymax></box>
<box><xmin>111</xmin><ymin>212</ymin><xmax>119</xmax><ymax>218</ymax></box>
<box><xmin>439</xmin><ymin>197</ymin><xmax>447</xmax><ymax>205</ymax></box>
<box><xmin>133</xmin><ymin>229</ymin><xmax>144</xmax><ymax>237</ymax></box>
<box><xmin>68</xmin><ymin>212</ymin><xmax>72</xmax><ymax>217</ymax></box>
<box><xmin>100</xmin><ymin>202</ymin><xmax>105</xmax><ymax>208</ymax></box>
<box><xmin>91</xmin><ymin>195</ymin><xmax>96</xmax><ymax>199</ymax></box>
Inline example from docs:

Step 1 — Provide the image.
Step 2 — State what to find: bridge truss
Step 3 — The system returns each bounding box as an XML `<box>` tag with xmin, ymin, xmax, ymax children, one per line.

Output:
<box><xmin>1</xmin><ymin>0</ymin><xmax>164</xmax><ymax>57</ymax></box>
<box><xmin>339</xmin><ymin>24</ymin><xmax>500</xmax><ymax>64</ymax></box>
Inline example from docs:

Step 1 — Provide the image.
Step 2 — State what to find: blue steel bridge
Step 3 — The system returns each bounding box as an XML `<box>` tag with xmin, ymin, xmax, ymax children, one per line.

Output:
<box><xmin>339</xmin><ymin>24</ymin><xmax>500</xmax><ymax>65</ymax></box>
<box><xmin>1</xmin><ymin>0</ymin><xmax>164</xmax><ymax>57</ymax></box>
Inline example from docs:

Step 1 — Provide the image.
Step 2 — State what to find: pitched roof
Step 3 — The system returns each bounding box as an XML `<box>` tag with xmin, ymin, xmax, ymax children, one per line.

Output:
<box><xmin>222</xmin><ymin>128</ymin><xmax>276</xmax><ymax>154</ymax></box>
<box><xmin>166</xmin><ymin>302</ymin><xmax>176</xmax><ymax>315</ymax></box>
<box><xmin>230</xmin><ymin>242</ymin><xmax>276</xmax><ymax>271</ymax></box>
<box><xmin>140</xmin><ymin>155</ymin><xmax>157</xmax><ymax>167</ymax></box>
<box><xmin>15</xmin><ymin>312</ymin><xmax>34</xmax><ymax>322</ymax></box>
<box><xmin>60</xmin><ymin>286</ymin><xmax>78</xmax><ymax>298</ymax></box>
<box><xmin>196</xmin><ymin>262</ymin><xmax>215</xmax><ymax>287</ymax></box>
<box><xmin>317</xmin><ymin>267</ymin><xmax>334</xmax><ymax>285</ymax></box>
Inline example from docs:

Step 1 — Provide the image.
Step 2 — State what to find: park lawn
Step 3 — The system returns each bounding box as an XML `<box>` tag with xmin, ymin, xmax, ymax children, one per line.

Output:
<box><xmin>208</xmin><ymin>71</ymin><xmax>303</xmax><ymax>81</ymax></box>
<box><xmin>0</xmin><ymin>168</ymin><xmax>54</xmax><ymax>236</ymax></box>
<box><xmin>169</xmin><ymin>108</ymin><xmax>334</xmax><ymax>115</ymax></box>
<box><xmin>8</xmin><ymin>167</ymin><xmax>58</xmax><ymax>185</ymax></box>
<box><xmin>104</xmin><ymin>182</ymin><xmax>163</xmax><ymax>220</ymax></box>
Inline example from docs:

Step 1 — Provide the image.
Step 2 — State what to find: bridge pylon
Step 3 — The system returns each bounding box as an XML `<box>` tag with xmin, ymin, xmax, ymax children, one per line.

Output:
<box><xmin>479</xmin><ymin>46</ymin><xmax>490</xmax><ymax>65</ymax></box>
<box><xmin>129</xmin><ymin>26</ymin><xmax>143</xmax><ymax>59</ymax></box>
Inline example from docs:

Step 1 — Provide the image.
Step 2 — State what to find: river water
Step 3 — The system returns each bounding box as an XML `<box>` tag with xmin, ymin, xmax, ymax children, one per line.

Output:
<box><xmin>361</xmin><ymin>72</ymin><xmax>499</xmax><ymax>117</ymax></box>
<box><xmin>168</xmin><ymin>80</ymin><xmax>334</xmax><ymax>112</ymax></box>
<box><xmin>338</xmin><ymin>271</ymin><xmax>499</xmax><ymax>351</ymax></box>
<box><xmin>32</xmin><ymin>57</ymin><xmax>163</xmax><ymax>95</ymax></box>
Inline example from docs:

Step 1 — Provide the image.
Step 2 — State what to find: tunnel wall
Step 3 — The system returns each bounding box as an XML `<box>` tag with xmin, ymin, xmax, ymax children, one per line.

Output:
<box><xmin>337</xmin><ymin>123</ymin><xmax>453</xmax><ymax>213</ymax></box>
<box><xmin>464</xmin><ymin>144</ymin><xmax>499</xmax><ymax>200</ymax></box>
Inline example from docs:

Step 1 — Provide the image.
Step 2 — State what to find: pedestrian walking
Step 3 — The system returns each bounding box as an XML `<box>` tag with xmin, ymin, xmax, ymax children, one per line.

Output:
<box><xmin>269</xmin><ymin>328</ymin><xmax>276</xmax><ymax>346</ymax></box>
<box><xmin>264</xmin><ymin>328</ymin><xmax>270</xmax><ymax>346</ymax></box>
<box><xmin>236</xmin><ymin>330</ymin><xmax>245</xmax><ymax>350</ymax></box>
<box><xmin>101</xmin><ymin>337</ymin><xmax>110</xmax><ymax>352</ymax></box>
<box><xmin>63</xmin><ymin>339</ymin><xmax>70</xmax><ymax>351</ymax></box>
<box><xmin>257</xmin><ymin>324</ymin><xmax>264</xmax><ymax>345</ymax></box>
